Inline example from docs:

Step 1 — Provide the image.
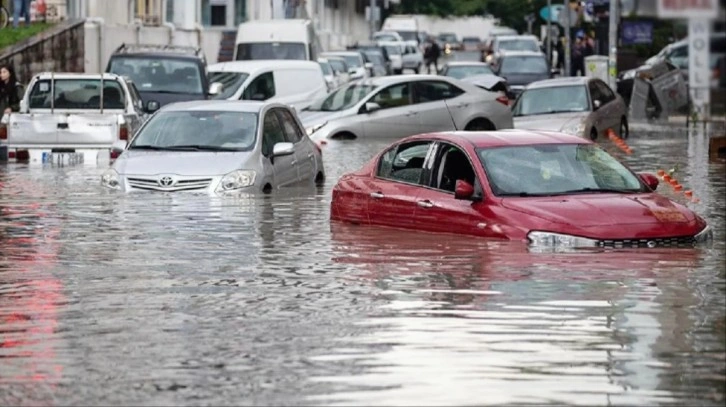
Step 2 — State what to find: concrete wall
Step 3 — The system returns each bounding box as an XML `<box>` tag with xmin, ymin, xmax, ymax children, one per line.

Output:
<box><xmin>309</xmin><ymin>2</ymin><xmax>370</xmax><ymax>51</ymax></box>
<box><xmin>0</xmin><ymin>20</ymin><xmax>85</xmax><ymax>83</ymax></box>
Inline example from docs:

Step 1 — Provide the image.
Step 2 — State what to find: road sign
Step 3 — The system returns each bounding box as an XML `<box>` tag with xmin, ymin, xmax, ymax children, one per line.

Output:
<box><xmin>657</xmin><ymin>0</ymin><xmax>719</xmax><ymax>19</ymax></box>
<box><xmin>539</xmin><ymin>4</ymin><xmax>564</xmax><ymax>22</ymax></box>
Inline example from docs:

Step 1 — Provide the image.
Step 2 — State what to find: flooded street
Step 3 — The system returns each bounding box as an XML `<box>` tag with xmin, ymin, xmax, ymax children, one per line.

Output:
<box><xmin>1</xmin><ymin>127</ymin><xmax>724</xmax><ymax>405</ymax></box>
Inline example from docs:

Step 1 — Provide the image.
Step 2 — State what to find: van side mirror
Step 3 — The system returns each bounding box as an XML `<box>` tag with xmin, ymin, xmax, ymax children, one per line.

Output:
<box><xmin>209</xmin><ymin>82</ymin><xmax>224</xmax><ymax>96</ymax></box>
<box><xmin>593</xmin><ymin>100</ymin><xmax>602</xmax><ymax>110</ymax></box>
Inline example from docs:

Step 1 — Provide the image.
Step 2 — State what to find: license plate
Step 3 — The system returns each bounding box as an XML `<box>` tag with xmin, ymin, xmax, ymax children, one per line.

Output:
<box><xmin>42</xmin><ymin>152</ymin><xmax>84</xmax><ymax>165</ymax></box>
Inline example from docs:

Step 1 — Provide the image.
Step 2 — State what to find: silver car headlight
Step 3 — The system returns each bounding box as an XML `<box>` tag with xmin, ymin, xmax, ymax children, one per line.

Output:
<box><xmin>306</xmin><ymin>122</ymin><xmax>327</xmax><ymax>136</ymax></box>
<box><xmin>528</xmin><ymin>231</ymin><xmax>599</xmax><ymax>248</ymax></box>
<box><xmin>217</xmin><ymin>170</ymin><xmax>256</xmax><ymax>192</ymax></box>
<box><xmin>101</xmin><ymin>169</ymin><xmax>120</xmax><ymax>190</ymax></box>
<box><xmin>693</xmin><ymin>225</ymin><xmax>713</xmax><ymax>244</ymax></box>
<box><xmin>561</xmin><ymin>121</ymin><xmax>587</xmax><ymax>137</ymax></box>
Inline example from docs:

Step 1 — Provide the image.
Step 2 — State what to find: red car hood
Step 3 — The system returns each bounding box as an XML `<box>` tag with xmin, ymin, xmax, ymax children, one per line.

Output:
<box><xmin>501</xmin><ymin>193</ymin><xmax>697</xmax><ymax>228</ymax></box>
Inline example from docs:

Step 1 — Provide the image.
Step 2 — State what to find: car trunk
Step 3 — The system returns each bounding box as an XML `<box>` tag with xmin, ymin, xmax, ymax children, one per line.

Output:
<box><xmin>10</xmin><ymin>110</ymin><xmax>120</xmax><ymax>147</ymax></box>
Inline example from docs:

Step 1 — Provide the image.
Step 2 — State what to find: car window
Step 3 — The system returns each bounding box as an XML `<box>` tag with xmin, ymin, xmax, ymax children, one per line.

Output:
<box><xmin>595</xmin><ymin>80</ymin><xmax>616</xmax><ymax>103</ymax></box>
<box><xmin>588</xmin><ymin>81</ymin><xmax>603</xmax><ymax>105</ymax></box>
<box><xmin>377</xmin><ymin>141</ymin><xmax>433</xmax><ymax>185</ymax></box>
<box><xmin>28</xmin><ymin>79</ymin><xmax>126</xmax><ymax>110</ymax></box>
<box><xmin>261</xmin><ymin>110</ymin><xmax>287</xmax><ymax>156</ymax></box>
<box><xmin>371</xmin><ymin>83</ymin><xmax>411</xmax><ymax>109</ymax></box>
<box><xmin>414</xmin><ymin>81</ymin><xmax>464</xmax><ymax>103</ymax></box>
<box><xmin>108</xmin><ymin>57</ymin><xmax>204</xmax><ymax>95</ymax></box>
<box><xmin>125</xmin><ymin>80</ymin><xmax>143</xmax><ymax>110</ymax></box>
<box><xmin>275</xmin><ymin>109</ymin><xmax>303</xmax><ymax>143</ymax></box>
<box><xmin>431</xmin><ymin>143</ymin><xmax>477</xmax><ymax>192</ymax></box>
<box><xmin>242</xmin><ymin>72</ymin><xmax>275</xmax><ymax>101</ymax></box>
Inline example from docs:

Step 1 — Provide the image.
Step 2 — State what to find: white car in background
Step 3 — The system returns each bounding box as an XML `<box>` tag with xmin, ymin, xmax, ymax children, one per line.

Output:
<box><xmin>318</xmin><ymin>58</ymin><xmax>339</xmax><ymax>91</ymax></box>
<box><xmin>322</xmin><ymin>51</ymin><xmax>370</xmax><ymax>80</ymax></box>
<box><xmin>377</xmin><ymin>41</ymin><xmax>405</xmax><ymax>74</ymax></box>
<box><xmin>207</xmin><ymin>60</ymin><xmax>328</xmax><ymax>111</ymax></box>
<box><xmin>401</xmin><ymin>43</ymin><xmax>424</xmax><ymax>74</ymax></box>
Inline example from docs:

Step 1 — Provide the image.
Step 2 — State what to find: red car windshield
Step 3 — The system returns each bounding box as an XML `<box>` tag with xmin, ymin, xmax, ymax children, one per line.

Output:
<box><xmin>477</xmin><ymin>144</ymin><xmax>644</xmax><ymax>197</ymax></box>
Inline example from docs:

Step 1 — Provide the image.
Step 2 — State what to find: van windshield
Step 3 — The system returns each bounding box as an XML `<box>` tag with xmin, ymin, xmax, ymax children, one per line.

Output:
<box><xmin>208</xmin><ymin>71</ymin><xmax>250</xmax><ymax>100</ymax></box>
<box><xmin>108</xmin><ymin>57</ymin><xmax>204</xmax><ymax>94</ymax></box>
<box><xmin>236</xmin><ymin>43</ymin><xmax>307</xmax><ymax>60</ymax></box>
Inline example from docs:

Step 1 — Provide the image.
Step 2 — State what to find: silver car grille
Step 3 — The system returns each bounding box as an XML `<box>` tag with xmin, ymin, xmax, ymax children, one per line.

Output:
<box><xmin>127</xmin><ymin>177</ymin><xmax>212</xmax><ymax>191</ymax></box>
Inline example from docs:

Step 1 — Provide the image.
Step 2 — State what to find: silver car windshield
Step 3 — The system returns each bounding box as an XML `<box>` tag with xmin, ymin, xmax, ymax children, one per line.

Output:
<box><xmin>478</xmin><ymin>144</ymin><xmax>643</xmax><ymax>197</ymax></box>
<box><xmin>512</xmin><ymin>85</ymin><xmax>590</xmax><ymax>116</ymax></box>
<box><xmin>306</xmin><ymin>83</ymin><xmax>376</xmax><ymax>112</ymax></box>
<box><xmin>208</xmin><ymin>72</ymin><xmax>250</xmax><ymax>100</ymax></box>
<box><xmin>498</xmin><ymin>39</ymin><xmax>539</xmax><ymax>52</ymax></box>
<box><xmin>108</xmin><ymin>57</ymin><xmax>203</xmax><ymax>94</ymax></box>
<box><xmin>130</xmin><ymin>111</ymin><xmax>258</xmax><ymax>152</ymax></box>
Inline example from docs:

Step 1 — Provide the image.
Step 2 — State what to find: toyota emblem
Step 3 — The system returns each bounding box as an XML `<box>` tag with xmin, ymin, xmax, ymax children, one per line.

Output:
<box><xmin>158</xmin><ymin>176</ymin><xmax>175</xmax><ymax>187</ymax></box>
<box><xmin>647</xmin><ymin>241</ymin><xmax>657</xmax><ymax>248</ymax></box>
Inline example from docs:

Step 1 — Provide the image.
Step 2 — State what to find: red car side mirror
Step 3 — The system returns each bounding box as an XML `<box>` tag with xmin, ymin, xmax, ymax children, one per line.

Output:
<box><xmin>454</xmin><ymin>180</ymin><xmax>475</xmax><ymax>200</ymax></box>
<box><xmin>639</xmin><ymin>173</ymin><xmax>659</xmax><ymax>191</ymax></box>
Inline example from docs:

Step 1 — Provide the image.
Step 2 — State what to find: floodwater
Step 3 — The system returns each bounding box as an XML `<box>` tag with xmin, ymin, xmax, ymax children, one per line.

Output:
<box><xmin>1</xmin><ymin>126</ymin><xmax>724</xmax><ymax>406</ymax></box>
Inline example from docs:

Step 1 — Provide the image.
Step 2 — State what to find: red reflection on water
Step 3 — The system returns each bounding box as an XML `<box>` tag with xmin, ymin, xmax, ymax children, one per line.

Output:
<box><xmin>0</xmin><ymin>172</ymin><xmax>64</xmax><ymax>392</ymax></box>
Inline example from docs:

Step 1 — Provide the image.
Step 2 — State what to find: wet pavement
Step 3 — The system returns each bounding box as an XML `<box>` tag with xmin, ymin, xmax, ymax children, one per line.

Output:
<box><xmin>1</xmin><ymin>125</ymin><xmax>724</xmax><ymax>406</ymax></box>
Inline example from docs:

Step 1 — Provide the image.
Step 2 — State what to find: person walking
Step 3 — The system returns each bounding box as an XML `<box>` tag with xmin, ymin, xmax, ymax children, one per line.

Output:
<box><xmin>424</xmin><ymin>38</ymin><xmax>441</xmax><ymax>74</ymax></box>
<box><xmin>12</xmin><ymin>0</ymin><xmax>32</xmax><ymax>28</ymax></box>
<box><xmin>0</xmin><ymin>64</ymin><xmax>22</xmax><ymax>116</ymax></box>
<box><xmin>571</xmin><ymin>35</ymin><xmax>585</xmax><ymax>76</ymax></box>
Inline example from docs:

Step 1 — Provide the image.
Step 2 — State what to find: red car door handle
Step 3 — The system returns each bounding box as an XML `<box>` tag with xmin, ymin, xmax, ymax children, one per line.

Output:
<box><xmin>370</xmin><ymin>192</ymin><xmax>384</xmax><ymax>199</ymax></box>
<box><xmin>417</xmin><ymin>200</ymin><xmax>434</xmax><ymax>208</ymax></box>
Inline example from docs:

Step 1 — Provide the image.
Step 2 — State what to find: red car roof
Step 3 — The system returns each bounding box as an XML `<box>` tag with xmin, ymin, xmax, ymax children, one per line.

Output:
<box><xmin>407</xmin><ymin>130</ymin><xmax>592</xmax><ymax>149</ymax></box>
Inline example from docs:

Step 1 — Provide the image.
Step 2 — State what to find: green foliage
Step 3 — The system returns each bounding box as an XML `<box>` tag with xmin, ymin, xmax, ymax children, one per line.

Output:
<box><xmin>0</xmin><ymin>23</ymin><xmax>54</xmax><ymax>51</ymax></box>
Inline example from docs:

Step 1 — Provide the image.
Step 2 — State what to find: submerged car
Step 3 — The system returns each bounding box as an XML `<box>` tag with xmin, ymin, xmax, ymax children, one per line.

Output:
<box><xmin>330</xmin><ymin>130</ymin><xmax>712</xmax><ymax>248</ymax></box>
<box><xmin>300</xmin><ymin>75</ymin><xmax>513</xmax><ymax>141</ymax></box>
<box><xmin>512</xmin><ymin>77</ymin><xmax>629</xmax><ymax>140</ymax></box>
<box><xmin>102</xmin><ymin>101</ymin><xmax>324</xmax><ymax>194</ymax></box>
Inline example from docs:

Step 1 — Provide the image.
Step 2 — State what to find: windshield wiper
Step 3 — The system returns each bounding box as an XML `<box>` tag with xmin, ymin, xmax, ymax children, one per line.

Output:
<box><xmin>554</xmin><ymin>187</ymin><xmax>641</xmax><ymax>195</ymax></box>
<box><xmin>129</xmin><ymin>144</ymin><xmax>166</xmax><ymax>150</ymax></box>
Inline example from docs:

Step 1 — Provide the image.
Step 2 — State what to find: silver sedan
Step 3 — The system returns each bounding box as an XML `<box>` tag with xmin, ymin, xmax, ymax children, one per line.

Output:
<box><xmin>512</xmin><ymin>77</ymin><xmax>629</xmax><ymax>140</ymax></box>
<box><xmin>299</xmin><ymin>75</ymin><xmax>513</xmax><ymax>141</ymax></box>
<box><xmin>101</xmin><ymin>101</ymin><xmax>325</xmax><ymax>194</ymax></box>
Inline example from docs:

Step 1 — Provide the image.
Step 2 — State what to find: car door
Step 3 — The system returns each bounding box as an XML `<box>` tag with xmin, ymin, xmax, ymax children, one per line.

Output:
<box><xmin>275</xmin><ymin>107</ymin><xmax>315</xmax><ymax>184</ymax></box>
<box><xmin>261</xmin><ymin>109</ymin><xmax>297</xmax><ymax>188</ymax></box>
<box><xmin>587</xmin><ymin>80</ymin><xmax>607</xmax><ymax>136</ymax></box>
<box><xmin>412</xmin><ymin>142</ymin><xmax>495</xmax><ymax>237</ymax></box>
<box><xmin>241</xmin><ymin>72</ymin><xmax>276</xmax><ymax>101</ymax></box>
<box><xmin>366</xmin><ymin>140</ymin><xmax>435</xmax><ymax>230</ymax></box>
<box><xmin>363</xmin><ymin>82</ymin><xmax>420</xmax><ymax>138</ymax></box>
<box><xmin>413</xmin><ymin>80</ymin><xmax>467</xmax><ymax>132</ymax></box>
<box><xmin>594</xmin><ymin>80</ymin><xmax>622</xmax><ymax>131</ymax></box>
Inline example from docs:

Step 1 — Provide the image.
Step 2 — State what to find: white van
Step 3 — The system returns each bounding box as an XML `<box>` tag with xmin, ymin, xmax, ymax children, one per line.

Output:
<box><xmin>381</xmin><ymin>15</ymin><xmax>420</xmax><ymax>45</ymax></box>
<box><xmin>234</xmin><ymin>19</ymin><xmax>321</xmax><ymax>61</ymax></box>
<box><xmin>207</xmin><ymin>60</ymin><xmax>328</xmax><ymax>111</ymax></box>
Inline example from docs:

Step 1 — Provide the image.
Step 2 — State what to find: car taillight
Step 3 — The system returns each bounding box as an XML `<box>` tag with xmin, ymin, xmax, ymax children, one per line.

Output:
<box><xmin>8</xmin><ymin>151</ymin><xmax>16</xmax><ymax>159</ymax></box>
<box><xmin>713</xmin><ymin>67</ymin><xmax>720</xmax><ymax>80</ymax></box>
<box><xmin>315</xmin><ymin>142</ymin><xmax>322</xmax><ymax>154</ymax></box>
<box><xmin>496</xmin><ymin>95</ymin><xmax>509</xmax><ymax>106</ymax></box>
<box><xmin>0</xmin><ymin>124</ymin><xmax>7</xmax><ymax>140</ymax></box>
<box><xmin>110</xmin><ymin>149</ymin><xmax>121</xmax><ymax>160</ymax></box>
<box><xmin>119</xmin><ymin>125</ymin><xmax>128</xmax><ymax>140</ymax></box>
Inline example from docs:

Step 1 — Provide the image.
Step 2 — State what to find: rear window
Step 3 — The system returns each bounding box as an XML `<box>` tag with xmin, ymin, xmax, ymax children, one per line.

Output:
<box><xmin>236</xmin><ymin>42</ymin><xmax>307</xmax><ymax>60</ymax></box>
<box><xmin>108</xmin><ymin>57</ymin><xmax>204</xmax><ymax>95</ymax></box>
<box><xmin>28</xmin><ymin>79</ymin><xmax>126</xmax><ymax>110</ymax></box>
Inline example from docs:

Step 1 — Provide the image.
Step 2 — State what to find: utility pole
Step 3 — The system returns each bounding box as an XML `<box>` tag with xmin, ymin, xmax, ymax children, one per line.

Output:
<box><xmin>607</xmin><ymin>0</ymin><xmax>619</xmax><ymax>90</ymax></box>
<box><xmin>564</xmin><ymin>0</ymin><xmax>571</xmax><ymax>77</ymax></box>
<box><xmin>546</xmin><ymin>0</ymin><xmax>552</xmax><ymax>67</ymax></box>
<box><xmin>369</xmin><ymin>0</ymin><xmax>376</xmax><ymax>39</ymax></box>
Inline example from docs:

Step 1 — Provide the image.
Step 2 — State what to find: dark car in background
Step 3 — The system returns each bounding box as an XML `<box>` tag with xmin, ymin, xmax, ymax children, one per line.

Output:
<box><xmin>105</xmin><ymin>44</ymin><xmax>223</xmax><ymax>110</ymax></box>
<box><xmin>491</xmin><ymin>51</ymin><xmax>553</xmax><ymax>98</ymax></box>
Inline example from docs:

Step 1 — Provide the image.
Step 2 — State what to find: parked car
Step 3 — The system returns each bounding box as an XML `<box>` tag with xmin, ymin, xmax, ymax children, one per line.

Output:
<box><xmin>643</xmin><ymin>31</ymin><xmax>725</xmax><ymax>88</ymax></box>
<box><xmin>437</xmin><ymin>32</ymin><xmax>462</xmax><ymax>53</ymax></box>
<box><xmin>321</xmin><ymin>51</ymin><xmax>370</xmax><ymax>80</ymax></box>
<box><xmin>101</xmin><ymin>101</ymin><xmax>325</xmax><ymax>194</ymax></box>
<box><xmin>330</xmin><ymin>129</ymin><xmax>712</xmax><ymax>247</ymax></box>
<box><xmin>353</xmin><ymin>43</ymin><xmax>394</xmax><ymax>75</ymax></box>
<box><xmin>300</xmin><ymin>75</ymin><xmax>513</xmax><ymax>141</ymax></box>
<box><xmin>401</xmin><ymin>43</ymin><xmax>424</xmax><ymax>74</ymax></box>
<box><xmin>1</xmin><ymin>72</ymin><xmax>149</xmax><ymax>164</ymax></box>
<box><xmin>318</xmin><ymin>58</ymin><xmax>339</xmax><ymax>91</ymax></box>
<box><xmin>490</xmin><ymin>35</ymin><xmax>542</xmax><ymax>58</ymax></box>
<box><xmin>492</xmin><ymin>51</ymin><xmax>553</xmax><ymax>98</ymax></box>
<box><xmin>462</xmin><ymin>36</ymin><xmax>483</xmax><ymax>51</ymax></box>
<box><xmin>512</xmin><ymin>77</ymin><xmax>629</xmax><ymax>140</ymax></box>
<box><xmin>360</xmin><ymin>50</ymin><xmax>389</xmax><ymax>77</ymax></box>
<box><xmin>377</xmin><ymin>41</ymin><xmax>405</xmax><ymax>74</ymax></box>
<box><xmin>372</xmin><ymin>30</ymin><xmax>404</xmax><ymax>43</ymax></box>
<box><xmin>325</xmin><ymin>56</ymin><xmax>352</xmax><ymax>86</ymax></box>
<box><xmin>207</xmin><ymin>60</ymin><xmax>328</xmax><ymax>111</ymax></box>
<box><xmin>106</xmin><ymin>43</ymin><xmax>222</xmax><ymax>108</ymax></box>
<box><xmin>439</xmin><ymin>61</ymin><xmax>495</xmax><ymax>79</ymax></box>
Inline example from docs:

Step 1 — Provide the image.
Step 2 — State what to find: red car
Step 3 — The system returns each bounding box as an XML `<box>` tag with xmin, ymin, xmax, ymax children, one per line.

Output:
<box><xmin>330</xmin><ymin>130</ymin><xmax>713</xmax><ymax>248</ymax></box>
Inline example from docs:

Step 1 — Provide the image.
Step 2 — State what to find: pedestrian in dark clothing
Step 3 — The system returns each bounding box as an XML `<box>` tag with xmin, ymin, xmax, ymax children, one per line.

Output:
<box><xmin>0</xmin><ymin>64</ymin><xmax>22</xmax><ymax>115</ymax></box>
<box><xmin>556</xmin><ymin>38</ymin><xmax>565</xmax><ymax>71</ymax></box>
<box><xmin>571</xmin><ymin>36</ymin><xmax>585</xmax><ymax>76</ymax></box>
<box><xmin>424</xmin><ymin>39</ymin><xmax>441</xmax><ymax>74</ymax></box>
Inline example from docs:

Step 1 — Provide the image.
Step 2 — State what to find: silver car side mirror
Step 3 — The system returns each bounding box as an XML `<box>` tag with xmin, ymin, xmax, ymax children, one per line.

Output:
<box><xmin>593</xmin><ymin>100</ymin><xmax>602</xmax><ymax>110</ymax></box>
<box><xmin>209</xmin><ymin>82</ymin><xmax>224</xmax><ymax>96</ymax></box>
<box><xmin>365</xmin><ymin>102</ymin><xmax>381</xmax><ymax>113</ymax></box>
<box><xmin>272</xmin><ymin>142</ymin><xmax>295</xmax><ymax>157</ymax></box>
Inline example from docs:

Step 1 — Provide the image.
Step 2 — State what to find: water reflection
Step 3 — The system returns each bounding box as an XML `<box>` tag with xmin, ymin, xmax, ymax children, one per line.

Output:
<box><xmin>0</xmin><ymin>131</ymin><xmax>723</xmax><ymax>406</ymax></box>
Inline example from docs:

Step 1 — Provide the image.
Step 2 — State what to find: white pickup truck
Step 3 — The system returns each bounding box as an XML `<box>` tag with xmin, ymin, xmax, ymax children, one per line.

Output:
<box><xmin>0</xmin><ymin>72</ymin><xmax>150</xmax><ymax>165</ymax></box>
